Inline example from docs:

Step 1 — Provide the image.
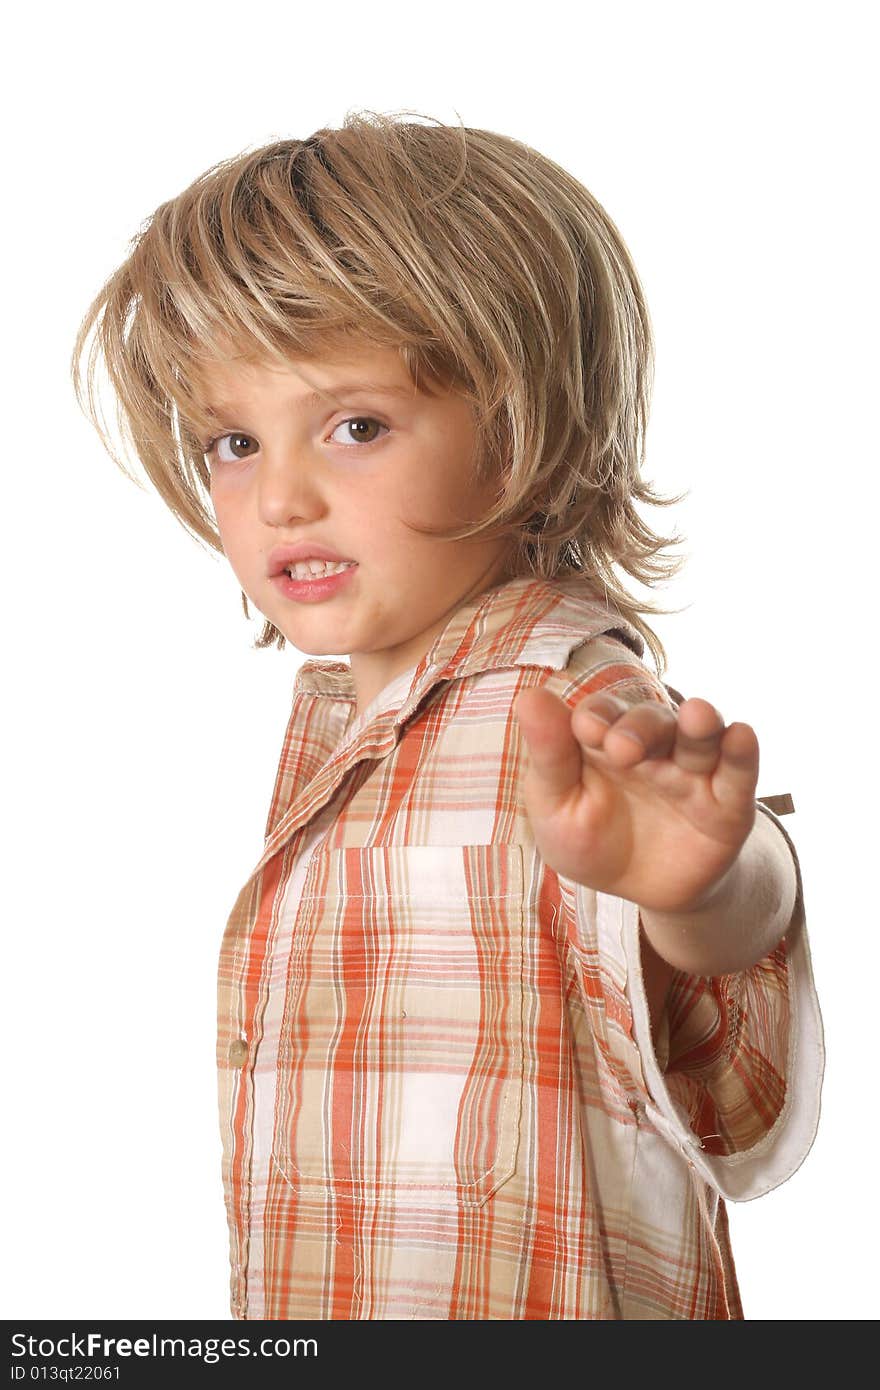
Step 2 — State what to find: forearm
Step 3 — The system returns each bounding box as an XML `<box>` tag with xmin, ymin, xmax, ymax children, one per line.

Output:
<box><xmin>638</xmin><ymin>810</ymin><xmax>799</xmax><ymax>977</ymax></box>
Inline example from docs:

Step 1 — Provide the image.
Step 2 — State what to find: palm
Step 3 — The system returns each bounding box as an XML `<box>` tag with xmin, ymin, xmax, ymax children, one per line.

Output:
<box><xmin>513</xmin><ymin>686</ymin><xmax>759</xmax><ymax>914</ymax></box>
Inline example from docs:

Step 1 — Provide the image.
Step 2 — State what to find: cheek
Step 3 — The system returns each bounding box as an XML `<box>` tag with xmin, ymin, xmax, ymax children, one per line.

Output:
<box><xmin>209</xmin><ymin>479</ymin><xmax>227</xmax><ymax>526</ymax></box>
<box><xmin>210</xmin><ymin>479</ymin><xmax>242</xmax><ymax>529</ymax></box>
<box><xmin>345</xmin><ymin>480</ymin><xmax>417</xmax><ymax>544</ymax></box>
<box><xmin>210</xmin><ymin>500</ymin><xmax>250</xmax><ymax>568</ymax></box>
<box><xmin>389</xmin><ymin>472</ymin><xmax>472</xmax><ymax>529</ymax></box>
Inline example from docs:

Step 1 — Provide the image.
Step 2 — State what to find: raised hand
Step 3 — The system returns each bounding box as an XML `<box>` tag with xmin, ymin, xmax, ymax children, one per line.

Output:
<box><xmin>513</xmin><ymin>686</ymin><xmax>760</xmax><ymax>916</ymax></box>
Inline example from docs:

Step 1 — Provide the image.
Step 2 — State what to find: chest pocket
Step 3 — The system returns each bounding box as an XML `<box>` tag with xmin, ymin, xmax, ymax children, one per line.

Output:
<box><xmin>272</xmin><ymin>843</ymin><xmax>525</xmax><ymax>1208</ymax></box>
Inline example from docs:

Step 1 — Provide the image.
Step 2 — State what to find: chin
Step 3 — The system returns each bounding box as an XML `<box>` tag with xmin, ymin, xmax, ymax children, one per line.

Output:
<box><xmin>269</xmin><ymin>620</ymin><xmax>348</xmax><ymax>657</ymax></box>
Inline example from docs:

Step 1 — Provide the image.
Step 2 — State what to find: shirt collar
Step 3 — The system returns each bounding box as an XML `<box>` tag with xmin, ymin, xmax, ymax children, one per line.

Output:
<box><xmin>292</xmin><ymin>574</ymin><xmax>645</xmax><ymax>731</ymax></box>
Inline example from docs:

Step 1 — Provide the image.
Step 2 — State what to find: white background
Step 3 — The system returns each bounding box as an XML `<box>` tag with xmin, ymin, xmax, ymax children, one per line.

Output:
<box><xmin>4</xmin><ymin>0</ymin><xmax>876</xmax><ymax>1321</ymax></box>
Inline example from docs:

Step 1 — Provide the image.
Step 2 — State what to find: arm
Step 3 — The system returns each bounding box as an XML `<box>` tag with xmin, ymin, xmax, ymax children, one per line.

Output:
<box><xmin>637</xmin><ymin>808</ymin><xmax>798</xmax><ymax>1051</ymax></box>
<box><xmin>639</xmin><ymin>806</ymin><xmax>798</xmax><ymax>977</ymax></box>
<box><xmin>518</xmin><ymin>673</ymin><xmax>823</xmax><ymax>1179</ymax></box>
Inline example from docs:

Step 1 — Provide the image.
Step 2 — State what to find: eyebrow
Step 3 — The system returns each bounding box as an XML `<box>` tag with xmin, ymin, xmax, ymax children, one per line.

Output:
<box><xmin>202</xmin><ymin>380</ymin><xmax>419</xmax><ymax>419</ymax></box>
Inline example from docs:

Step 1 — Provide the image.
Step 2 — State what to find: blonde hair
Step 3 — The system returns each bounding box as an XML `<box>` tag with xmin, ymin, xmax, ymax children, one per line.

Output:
<box><xmin>71</xmin><ymin>108</ymin><xmax>687</xmax><ymax>674</ymax></box>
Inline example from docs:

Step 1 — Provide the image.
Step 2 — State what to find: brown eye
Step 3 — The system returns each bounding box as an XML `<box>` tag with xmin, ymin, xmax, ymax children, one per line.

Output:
<box><xmin>329</xmin><ymin>417</ymin><xmax>388</xmax><ymax>446</ymax></box>
<box><xmin>209</xmin><ymin>433</ymin><xmax>258</xmax><ymax>464</ymax></box>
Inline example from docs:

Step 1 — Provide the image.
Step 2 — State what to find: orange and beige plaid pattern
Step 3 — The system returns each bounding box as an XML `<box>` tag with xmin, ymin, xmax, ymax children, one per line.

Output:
<box><xmin>216</xmin><ymin>577</ymin><xmax>824</xmax><ymax>1320</ymax></box>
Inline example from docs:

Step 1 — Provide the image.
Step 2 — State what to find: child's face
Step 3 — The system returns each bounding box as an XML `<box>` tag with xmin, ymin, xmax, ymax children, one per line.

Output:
<box><xmin>198</xmin><ymin>342</ymin><xmax>514</xmax><ymax>716</ymax></box>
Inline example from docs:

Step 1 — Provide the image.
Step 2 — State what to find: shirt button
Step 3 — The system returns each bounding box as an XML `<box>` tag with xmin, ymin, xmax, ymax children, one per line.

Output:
<box><xmin>228</xmin><ymin>1038</ymin><xmax>249</xmax><ymax>1067</ymax></box>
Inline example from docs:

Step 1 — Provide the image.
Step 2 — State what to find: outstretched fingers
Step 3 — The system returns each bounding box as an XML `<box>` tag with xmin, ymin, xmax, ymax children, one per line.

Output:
<box><xmin>572</xmin><ymin>693</ymin><xmax>758</xmax><ymax>800</ymax></box>
<box><xmin>571</xmin><ymin>692</ymin><xmax>680</xmax><ymax>767</ymax></box>
<box><xmin>513</xmin><ymin>688</ymin><xmax>584</xmax><ymax>807</ymax></box>
<box><xmin>517</xmin><ymin>687</ymin><xmax>760</xmax><ymax>817</ymax></box>
<box><xmin>710</xmin><ymin>721</ymin><xmax>760</xmax><ymax>806</ymax></box>
<box><xmin>668</xmin><ymin>698</ymin><xmax>727</xmax><ymax>773</ymax></box>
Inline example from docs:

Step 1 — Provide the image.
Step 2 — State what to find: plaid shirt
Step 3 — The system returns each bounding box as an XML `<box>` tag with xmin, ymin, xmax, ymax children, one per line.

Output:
<box><xmin>216</xmin><ymin>576</ymin><xmax>823</xmax><ymax>1320</ymax></box>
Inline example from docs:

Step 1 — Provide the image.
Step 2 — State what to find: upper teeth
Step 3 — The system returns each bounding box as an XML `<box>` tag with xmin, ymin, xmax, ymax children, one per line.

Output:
<box><xmin>285</xmin><ymin>559</ymin><xmax>354</xmax><ymax>579</ymax></box>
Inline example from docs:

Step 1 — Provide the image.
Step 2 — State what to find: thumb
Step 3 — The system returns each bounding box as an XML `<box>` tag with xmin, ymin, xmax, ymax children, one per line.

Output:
<box><xmin>513</xmin><ymin>688</ymin><xmax>583</xmax><ymax>807</ymax></box>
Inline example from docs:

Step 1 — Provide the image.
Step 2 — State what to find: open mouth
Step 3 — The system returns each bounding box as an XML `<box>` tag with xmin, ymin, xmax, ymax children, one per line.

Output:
<box><xmin>283</xmin><ymin>560</ymin><xmax>357</xmax><ymax>580</ymax></box>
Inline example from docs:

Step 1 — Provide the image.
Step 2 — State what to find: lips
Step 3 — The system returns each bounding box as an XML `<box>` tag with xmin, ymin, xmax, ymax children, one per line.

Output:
<box><xmin>270</xmin><ymin>562</ymin><xmax>357</xmax><ymax>604</ymax></box>
<box><xmin>267</xmin><ymin>543</ymin><xmax>356</xmax><ymax>577</ymax></box>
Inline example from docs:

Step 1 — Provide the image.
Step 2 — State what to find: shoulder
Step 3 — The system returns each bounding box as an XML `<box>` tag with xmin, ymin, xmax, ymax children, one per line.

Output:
<box><xmin>434</xmin><ymin>632</ymin><xmax>674</xmax><ymax>738</ymax></box>
<box><xmin>541</xmin><ymin>632</ymin><xmax>677</xmax><ymax>711</ymax></box>
<box><xmin>432</xmin><ymin>576</ymin><xmax>677</xmax><ymax>717</ymax></box>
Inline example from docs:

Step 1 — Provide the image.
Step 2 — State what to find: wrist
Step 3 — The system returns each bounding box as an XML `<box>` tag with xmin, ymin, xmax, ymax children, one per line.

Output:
<box><xmin>639</xmin><ymin>811</ymin><xmax>798</xmax><ymax>976</ymax></box>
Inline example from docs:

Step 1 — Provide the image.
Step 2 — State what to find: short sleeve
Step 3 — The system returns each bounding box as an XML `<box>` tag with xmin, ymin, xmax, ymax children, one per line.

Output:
<box><xmin>545</xmin><ymin>635</ymin><xmax>825</xmax><ymax>1202</ymax></box>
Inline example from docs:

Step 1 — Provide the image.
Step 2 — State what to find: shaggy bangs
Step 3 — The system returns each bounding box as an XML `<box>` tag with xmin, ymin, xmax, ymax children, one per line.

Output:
<box><xmin>71</xmin><ymin>108</ymin><xmax>686</xmax><ymax>671</ymax></box>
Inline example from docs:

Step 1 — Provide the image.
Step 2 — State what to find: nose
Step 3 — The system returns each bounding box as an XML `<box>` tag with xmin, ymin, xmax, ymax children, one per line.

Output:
<box><xmin>255</xmin><ymin>443</ymin><xmax>328</xmax><ymax>527</ymax></box>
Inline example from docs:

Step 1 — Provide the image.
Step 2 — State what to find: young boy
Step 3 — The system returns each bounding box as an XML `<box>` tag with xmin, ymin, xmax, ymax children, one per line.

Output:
<box><xmin>72</xmin><ymin>111</ymin><xmax>823</xmax><ymax>1320</ymax></box>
